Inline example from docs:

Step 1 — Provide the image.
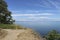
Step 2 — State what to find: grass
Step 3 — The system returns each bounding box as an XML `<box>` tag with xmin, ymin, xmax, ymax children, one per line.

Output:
<box><xmin>0</xmin><ymin>24</ymin><xmax>26</xmax><ymax>29</ymax></box>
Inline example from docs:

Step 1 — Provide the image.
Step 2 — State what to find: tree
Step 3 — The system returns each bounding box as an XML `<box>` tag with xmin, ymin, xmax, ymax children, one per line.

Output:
<box><xmin>45</xmin><ymin>30</ymin><xmax>60</xmax><ymax>40</ymax></box>
<box><xmin>0</xmin><ymin>0</ymin><xmax>14</xmax><ymax>24</ymax></box>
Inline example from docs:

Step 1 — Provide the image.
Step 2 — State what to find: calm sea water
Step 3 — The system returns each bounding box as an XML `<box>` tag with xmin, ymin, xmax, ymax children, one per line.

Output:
<box><xmin>15</xmin><ymin>21</ymin><xmax>60</xmax><ymax>36</ymax></box>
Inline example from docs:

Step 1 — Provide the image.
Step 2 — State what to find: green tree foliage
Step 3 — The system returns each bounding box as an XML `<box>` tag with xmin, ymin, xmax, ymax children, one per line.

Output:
<box><xmin>45</xmin><ymin>30</ymin><xmax>60</xmax><ymax>40</ymax></box>
<box><xmin>0</xmin><ymin>0</ymin><xmax>14</xmax><ymax>24</ymax></box>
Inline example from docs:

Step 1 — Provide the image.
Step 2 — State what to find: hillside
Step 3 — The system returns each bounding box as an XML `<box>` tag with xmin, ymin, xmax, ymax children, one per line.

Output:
<box><xmin>0</xmin><ymin>24</ymin><xmax>25</xmax><ymax>29</ymax></box>
<box><xmin>0</xmin><ymin>29</ymin><xmax>44</xmax><ymax>40</ymax></box>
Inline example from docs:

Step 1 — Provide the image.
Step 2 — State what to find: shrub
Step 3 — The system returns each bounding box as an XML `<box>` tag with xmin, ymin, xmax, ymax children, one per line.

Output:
<box><xmin>45</xmin><ymin>30</ymin><xmax>60</xmax><ymax>40</ymax></box>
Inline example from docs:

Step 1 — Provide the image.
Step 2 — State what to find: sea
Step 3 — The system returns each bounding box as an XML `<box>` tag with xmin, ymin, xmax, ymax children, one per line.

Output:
<box><xmin>15</xmin><ymin>21</ymin><xmax>60</xmax><ymax>36</ymax></box>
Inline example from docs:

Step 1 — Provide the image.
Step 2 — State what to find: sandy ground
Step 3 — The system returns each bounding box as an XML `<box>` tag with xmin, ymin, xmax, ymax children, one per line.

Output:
<box><xmin>0</xmin><ymin>29</ymin><xmax>26</xmax><ymax>40</ymax></box>
<box><xmin>0</xmin><ymin>29</ymin><xmax>43</xmax><ymax>40</ymax></box>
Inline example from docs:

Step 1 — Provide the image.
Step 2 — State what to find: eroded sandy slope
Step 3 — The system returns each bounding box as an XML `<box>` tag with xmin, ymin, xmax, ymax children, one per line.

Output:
<box><xmin>0</xmin><ymin>29</ymin><xmax>43</xmax><ymax>40</ymax></box>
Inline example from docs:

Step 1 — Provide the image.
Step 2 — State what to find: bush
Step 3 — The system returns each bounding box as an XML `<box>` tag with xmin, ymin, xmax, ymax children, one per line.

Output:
<box><xmin>44</xmin><ymin>30</ymin><xmax>60</xmax><ymax>40</ymax></box>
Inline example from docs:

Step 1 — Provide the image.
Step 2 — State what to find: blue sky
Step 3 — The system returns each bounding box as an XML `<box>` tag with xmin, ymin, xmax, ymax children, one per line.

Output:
<box><xmin>5</xmin><ymin>0</ymin><xmax>60</xmax><ymax>21</ymax></box>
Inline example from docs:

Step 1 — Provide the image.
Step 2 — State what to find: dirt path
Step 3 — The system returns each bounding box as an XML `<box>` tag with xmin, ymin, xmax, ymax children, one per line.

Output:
<box><xmin>1</xmin><ymin>29</ymin><xmax>26</xmax><ymax>40</ymax></box>
<box><xmin>0</xmin><ymin>29</ymin><xmax>44</xmax><ymax>40</ymax></box>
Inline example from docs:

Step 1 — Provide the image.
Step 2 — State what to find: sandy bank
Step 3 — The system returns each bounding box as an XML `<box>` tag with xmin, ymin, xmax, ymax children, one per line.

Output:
<box><xmin>0</xmin><ymin>29</ymin><xmax>44</xmax><ymax>40</ymax></box>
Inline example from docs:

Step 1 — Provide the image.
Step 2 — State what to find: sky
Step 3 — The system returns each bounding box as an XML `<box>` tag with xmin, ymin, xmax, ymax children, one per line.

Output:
<box><xmin>5</xmin><ymin>0</ymin><xmax>60</xmax><ymax>21</ymax></box>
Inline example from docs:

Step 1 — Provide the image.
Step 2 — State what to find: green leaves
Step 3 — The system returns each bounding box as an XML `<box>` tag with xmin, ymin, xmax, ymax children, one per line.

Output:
<box><xmin>0</xmin><ymin>0</ymin><xmax>14</xmax><ymax>24</ymax></box>
<box><xmin>45</xmin><ymin>30</ymin><xmax>60</xmax><ymax>40</ymax></box>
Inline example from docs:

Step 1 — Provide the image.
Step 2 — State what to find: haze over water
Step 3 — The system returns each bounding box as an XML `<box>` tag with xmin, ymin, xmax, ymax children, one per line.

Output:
<box><xmin>15</xmin><ymin>21</ymin><xmax>60</xmax><ymax>35</ymax></box>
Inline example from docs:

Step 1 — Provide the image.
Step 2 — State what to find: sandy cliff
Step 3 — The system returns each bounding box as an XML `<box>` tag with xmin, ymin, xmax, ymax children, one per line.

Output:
<box><xmin>0</xmin><ymin>29</ymin><xmax>43</xmax><ymax>40</ymax></box>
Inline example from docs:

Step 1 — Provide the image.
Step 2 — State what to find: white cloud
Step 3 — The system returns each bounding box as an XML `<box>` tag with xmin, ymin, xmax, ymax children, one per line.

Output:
<box><xmin>12</xmin><ymin>13</ymin><xmax>60</xmax><ymax>21</ymax></box>
<box><xmin>39</xmin><ymin>0</ymin><xmax>52</xmax><ymax>8</ymax></box>
<box><xmin>12</xmin><ymin>13</ymin><xmax>53</xmax><ymax>17</ymax></box>
<box><xmin>14</xmin><ymin>17</ymin><xmax>49</xmax><ymax>21</ymax></box>
<box><xmin>13</xmin><ymin>16</ymin><xmax>60</xmax><ymax>21</ymax></box>
<box><xmin>11</xmin><ymin>10</ymin><xmax>39</xmax><ymax>13</ymax></box>
<box><xmin>12</xmin><ymin>13</ymin><xmax>54</xmax><ymax>21</ymax></box>
<box><xmin>11</xmin><ymin>10</ymin><xmax>60</xmax><ymax>15</ymax></box>
<box><xmin>47</xmin><ymin>0</ymin><xmax>60</xmax><ymax>9</ymax></box>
